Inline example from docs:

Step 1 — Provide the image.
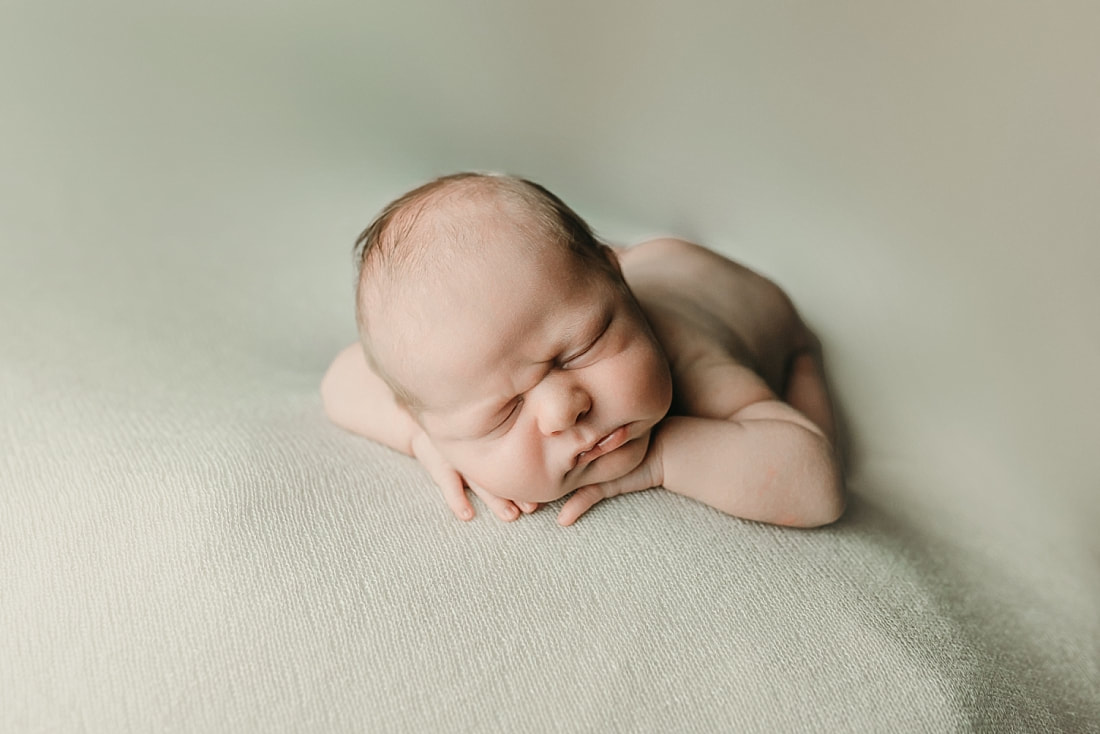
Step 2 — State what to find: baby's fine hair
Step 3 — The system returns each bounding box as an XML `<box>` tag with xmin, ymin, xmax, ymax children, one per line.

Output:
<box><xmin>354</xmin><ymin>172</ymin><xmax>612</xmax><ymax>307</ymax></box>
<box><xmin>352</xmin><ymin>172</ymin><xmax>618</xmax><ymax>408</ymax></box>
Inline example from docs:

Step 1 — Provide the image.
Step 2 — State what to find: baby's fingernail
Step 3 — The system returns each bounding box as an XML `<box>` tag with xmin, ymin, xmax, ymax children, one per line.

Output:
<box><xmin>460</xmin><ymin>508</ymin><xmax>473</xmax><ymax>520</ymax></box>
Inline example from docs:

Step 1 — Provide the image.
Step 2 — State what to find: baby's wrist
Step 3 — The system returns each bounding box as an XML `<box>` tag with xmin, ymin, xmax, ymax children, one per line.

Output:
<box><xmin>647</xmin><ymin>425</ymin><xmax>670</xmax><ymax>488</ymax></box>
<box><xmin>408</xmin><ymin>428</ymin><xmax>431</xmax><ymax>459</ymax></box>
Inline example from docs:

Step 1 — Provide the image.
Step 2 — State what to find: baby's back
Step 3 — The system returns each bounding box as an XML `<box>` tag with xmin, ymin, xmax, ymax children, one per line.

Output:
<box><xmin>617</xmin><ymin>239</ymin><xmax>806</xmax><ymax>397</ymax></box>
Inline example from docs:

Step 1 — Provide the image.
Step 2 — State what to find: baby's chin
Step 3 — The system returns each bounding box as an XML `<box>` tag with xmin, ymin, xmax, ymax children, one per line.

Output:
<box><xmin>520</xmin><ymin>431</ymin><xmax>652</xmax><ymax>504</ymax></box>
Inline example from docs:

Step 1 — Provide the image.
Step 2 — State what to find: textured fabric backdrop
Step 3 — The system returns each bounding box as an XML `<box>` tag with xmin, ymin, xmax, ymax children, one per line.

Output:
<box><xmin>2</xmin><ymin>2</ymin><xmax>1098</xmax><ymax>732</ymax></box>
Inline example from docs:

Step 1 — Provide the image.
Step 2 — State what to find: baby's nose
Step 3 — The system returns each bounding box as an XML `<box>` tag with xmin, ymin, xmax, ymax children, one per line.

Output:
<box><xmin>536</xmin><ymin>377</ymin><xmax>591</xmax><ymax>436</ymax></box>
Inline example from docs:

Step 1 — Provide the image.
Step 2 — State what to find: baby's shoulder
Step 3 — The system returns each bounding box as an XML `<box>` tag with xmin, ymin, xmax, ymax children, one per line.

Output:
<box><xmin>617</xmin><ymin>237</ymin><xmax>788</xmax><ymax>308</ymax></box>
<box><xmin>615</xmin><ymin>237</ymin><xmax>713</xmax><ymax>268</ymax></box>
<box><xmin>619</xmin><ymin>237</ymin><xmax>758</xmax><ymax>279</ymax></box>
<box><xmin>617</xmin><ymin>237</ymin><xmax>805</xmax><ymax>393</ymax></box>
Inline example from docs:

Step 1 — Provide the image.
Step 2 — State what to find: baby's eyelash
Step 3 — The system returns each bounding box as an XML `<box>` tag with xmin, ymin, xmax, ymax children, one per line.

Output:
<box><xmin>488</xmin><ymin>398</ymin><xmax>523</xmax><ymax>434</ymax></box>
<box><xmin>562</xmin><ymin>348</ymin><xmax>591</xmax><ymax>367</ymax></box>
<box><xmin>562</xmin><ymin>328</ymin><xmax>607</xmax><ymax>367</ymax></box>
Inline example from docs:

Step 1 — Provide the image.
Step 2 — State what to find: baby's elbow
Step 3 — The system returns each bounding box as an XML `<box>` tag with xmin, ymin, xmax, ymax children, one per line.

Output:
<box><xmin>774</xmin><ymin>439</ymin><xmax>845</xmax><ymax>528</ymax></box>
<box><xmin>796</xmin><ymin>460</ymin><xmax>846</xmax><ymax>528</ymax></box>
<box><xmin>802</xmin><ymin>487</ymin><xmax>846</xmax><ymax>528</ymax></box>
<box><xmin>320</xmin><ymin>361</ymin><xmax>350</xmax><ymax>429</ymax></box>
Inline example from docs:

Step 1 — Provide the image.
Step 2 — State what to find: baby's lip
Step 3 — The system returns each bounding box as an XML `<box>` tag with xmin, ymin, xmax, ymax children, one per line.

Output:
<box><xmin>572</xmin><ymin>424</ymin><xmax>631</xmax><ymax>469</ymax></box>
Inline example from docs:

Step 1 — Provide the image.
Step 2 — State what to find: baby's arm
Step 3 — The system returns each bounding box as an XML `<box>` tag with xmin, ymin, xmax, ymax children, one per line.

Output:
<box><xmin>321</xmin><ymin>343</ymin><xmax>421</xmax><ymax>455</ymax></box>
<box><xmin>559</xmin><ymin>364</ymin><xmax>844</xmax><ymax>527</ymax></box>
<box><xmin>660</xmin><ymin>358</ymin><xmax>843</xmax><ymax>526</ymax></box>
<box><xmin>656</xmin><ymin>398</ymin><xmax>843</xmax><ymax>528</ymax></box>
<box><xmin>320</xmin><ymin>344</ymin><xmax>535</xmax><ymax>521</ymax></box>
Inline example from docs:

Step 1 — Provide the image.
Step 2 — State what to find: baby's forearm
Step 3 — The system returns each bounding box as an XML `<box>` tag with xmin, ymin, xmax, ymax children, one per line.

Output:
<box><xmin>656</xmin><ymin>407</ymin><xmax>844</xmax><ymax>527</ymax></box>
<box><xmin>320</xmin><ymin>343</ymin><xmax>421</xmax><ymax>456</ymax></box>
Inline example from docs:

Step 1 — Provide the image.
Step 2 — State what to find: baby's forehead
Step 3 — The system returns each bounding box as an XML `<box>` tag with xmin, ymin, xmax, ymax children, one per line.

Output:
<box><xmin>382</xmin><ymin>191</ymin><xmax>544</xmax><ymax>281</ymax></box>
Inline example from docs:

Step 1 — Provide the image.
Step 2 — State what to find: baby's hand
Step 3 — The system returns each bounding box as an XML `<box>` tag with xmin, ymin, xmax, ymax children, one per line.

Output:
<box><xmin>557</xmin><ymin>435</ymin><xmax>666</xmax><ymax>526</ymax></box>
<box><xmin>410</xmin><ymin>431</ymin><xmax>538</xmax><ymax>522</ymax></box>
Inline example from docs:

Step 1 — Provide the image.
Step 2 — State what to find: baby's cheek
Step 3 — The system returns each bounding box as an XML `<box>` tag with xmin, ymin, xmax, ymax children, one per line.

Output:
<box><xmin>449</xmin><ymin>433</ymin><xmax>567</xmax><ymax>503</ymax></box>
<box><xmin>452</xmin><ymin>449</ymin><xmax>537</xmax><ymax>499</ymax></box>
<box><xmin>494</xmin><ymin>463</ymin><xmax>564</xmax><ymax>503</ymax></box>
<box><xmin>482</xmin><ymin>460</ymin><xmax>565</xmax><ymax>504</ymax></box>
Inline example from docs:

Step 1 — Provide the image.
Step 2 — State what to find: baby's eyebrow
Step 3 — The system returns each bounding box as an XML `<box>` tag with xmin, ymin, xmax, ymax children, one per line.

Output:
<box><xmin>558</xmin><ymin>308</ymin><xmax>612</xmax><ymax>360</ymax></box>
<box><xmin>551</xmin><ymin>302</ymin><xmax>613</xmax><ymax>357</ymax></box>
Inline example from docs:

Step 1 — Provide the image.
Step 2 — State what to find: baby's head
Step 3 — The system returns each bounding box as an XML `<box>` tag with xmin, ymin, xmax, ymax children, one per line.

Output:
<box><xmin>354</xmin><ymin>172</ymin><xmax>672</xmax><ymax>503</ymax></box>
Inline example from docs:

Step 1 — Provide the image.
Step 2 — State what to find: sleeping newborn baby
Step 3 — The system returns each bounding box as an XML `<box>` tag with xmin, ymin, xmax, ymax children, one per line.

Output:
<box><xmin>321</xmin><ymin>172</ymin><xmax>844</xmax><ymax>527</ymax></box>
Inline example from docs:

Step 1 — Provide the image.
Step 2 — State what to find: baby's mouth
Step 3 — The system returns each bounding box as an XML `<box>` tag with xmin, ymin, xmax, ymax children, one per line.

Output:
<box><xmin>573</xmin><ymin>425</ymin><xmax>631</xmax><ymax>468</ymax></box>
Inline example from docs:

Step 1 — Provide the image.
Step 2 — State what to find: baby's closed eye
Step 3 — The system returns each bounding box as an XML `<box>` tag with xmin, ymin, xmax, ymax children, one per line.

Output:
<box><xmin>561</xmin><ymin>340</ymin><xmax>601</xmax><ymax>369</ymax></box>
<box><xmin>480</xmin><ymin>397</ymin><xmax>523</xmax><ymax>438</ymax></box>
<box><xmin>560</xmin><ymin>319</ymin><xmax>611</xmax><ymax>369</ymax></box>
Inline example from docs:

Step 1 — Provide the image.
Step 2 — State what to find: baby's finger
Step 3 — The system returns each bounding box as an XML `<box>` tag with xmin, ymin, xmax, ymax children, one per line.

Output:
<box><xmin>419</xmin><ymin>453</ymin><xmax>474</xmax><ymax>521</ymax></box>
<box><xmin>557</xmin><ymin>485</ymin><xmax>607</xmax><ymax>527</ymax></box>
<box><xmin>468</xmin><ymin>483</ymin><xmax>521</xmax><ymax>522</ymax></box>
<box><xmin>440</xmin><ymin>478</ymin><xmax>475</xmax><ymax>521</ymax></box>
<box><xmin>515</xmin><ymin>501</ymin><xmax>540</xmax><ymax>514</ymax></box>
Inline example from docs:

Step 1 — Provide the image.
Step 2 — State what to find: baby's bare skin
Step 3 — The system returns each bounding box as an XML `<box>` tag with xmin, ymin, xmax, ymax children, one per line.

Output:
<box><xmin>618</xmin><ymin>239</ymin><xmax>835</xmax><ymax>442</ymax></box>
<box><xmin>323</xmin><ymin>232</ymin><xmax>843</xmax><ymax>527</ymax></box>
